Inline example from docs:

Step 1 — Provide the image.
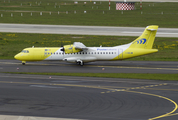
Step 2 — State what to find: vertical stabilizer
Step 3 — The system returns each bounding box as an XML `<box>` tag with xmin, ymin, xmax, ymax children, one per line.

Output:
<box><xmin>129</xmin><ymin>25</ymin><xmax>158</xmax><ymax>49</ymax></box>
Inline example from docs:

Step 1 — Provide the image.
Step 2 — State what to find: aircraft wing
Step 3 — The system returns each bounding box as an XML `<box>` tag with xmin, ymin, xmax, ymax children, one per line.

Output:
<box><xmin>73</xmin><ymin>42</ymin><xmax>88</xmax><ymax>50</ymax></box>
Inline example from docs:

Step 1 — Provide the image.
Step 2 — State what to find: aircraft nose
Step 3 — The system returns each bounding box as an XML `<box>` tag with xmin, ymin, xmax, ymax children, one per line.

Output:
<box><xmin>14</xmin><ymin>54</ymin><xmax>20</xmax><ymax>60</ymax></box>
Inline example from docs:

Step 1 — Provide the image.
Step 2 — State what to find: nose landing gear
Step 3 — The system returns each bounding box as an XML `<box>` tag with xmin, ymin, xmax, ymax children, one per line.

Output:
<box><xmin>22</xmin><ymin>61</ymin><xmax>26</xmax><ymax>65</ymax></box>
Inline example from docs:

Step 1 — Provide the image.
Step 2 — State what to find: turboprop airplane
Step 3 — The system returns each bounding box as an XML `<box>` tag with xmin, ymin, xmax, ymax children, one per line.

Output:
<box><xmin>14</xmin><ymin>25</ymin><xmax>158</xmax><ymax>66</ymax></box>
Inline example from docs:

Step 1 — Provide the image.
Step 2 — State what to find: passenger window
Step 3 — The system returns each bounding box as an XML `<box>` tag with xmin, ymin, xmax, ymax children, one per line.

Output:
<box><xmin>100</xmin><ymin>52</ymin><xmax>102</xmax><ymax>54</ymax></box>
<box><xmin>103</xmin><ymin>52</ymin><xmax>105</xmax><ymax>54</ymax></box>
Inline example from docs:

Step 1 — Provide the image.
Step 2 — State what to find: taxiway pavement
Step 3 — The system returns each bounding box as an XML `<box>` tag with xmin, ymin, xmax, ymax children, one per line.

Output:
<box><xmin>0</xmin><ymin>73</ymin><xmax>178</xmax><ymax>120</ymax></box>
<box><xmin>0</xmin><ymin>60</ymin><xmax>178</xmax><ymax>120</ymax></box>
<box><xmin>0</xmin><ymin>60</ymin><xmax>178</xmax><ymax>74</ymax></box>
<box><xmin>0</xmin><ymin>23</ymin><xmax>178</xmax><ymax>38</ymax></box>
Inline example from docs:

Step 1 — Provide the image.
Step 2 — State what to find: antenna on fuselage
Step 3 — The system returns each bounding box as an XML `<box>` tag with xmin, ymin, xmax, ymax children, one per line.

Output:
<box><xmin>60</xmin><ymin>41</ymin><xmax>63</xmax><ymax>47</ymax></box>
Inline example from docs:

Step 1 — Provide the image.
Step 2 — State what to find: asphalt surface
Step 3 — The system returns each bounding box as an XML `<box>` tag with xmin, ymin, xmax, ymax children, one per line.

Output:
<box><xmin>0</xmin><ymin>23</ymin><xmax>178</xmax><ymax>38</ymax></box>
<box><xmin>0</xmin><ymin>60</ymin><xmax>178</xmax><ymax>120</ymax></box>
<box><xmin>0</xmin><ymin>60</ymin><xmax>178</xmax><ymax>74</ymax></box>
<box><xmin>0</xmin><ymin>73</ymin><xmax>178</xmax><ymax>120</ymax></box>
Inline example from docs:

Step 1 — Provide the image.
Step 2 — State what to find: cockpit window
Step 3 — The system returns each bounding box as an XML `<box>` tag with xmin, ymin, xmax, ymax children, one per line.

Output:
<box><xmin>21</xmin><ymin>50</ymin><xmax>29</xmax><ymax>53</ymax></box>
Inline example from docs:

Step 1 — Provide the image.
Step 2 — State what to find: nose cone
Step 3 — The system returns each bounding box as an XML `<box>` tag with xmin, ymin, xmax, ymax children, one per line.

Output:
<box><xmin>14</xmin><ymin>53</ymin><xmax>21</xmax><ymax>60</ymax></box>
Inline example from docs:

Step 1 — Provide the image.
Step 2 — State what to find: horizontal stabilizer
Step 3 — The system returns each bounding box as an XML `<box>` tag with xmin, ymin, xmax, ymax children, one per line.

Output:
<box><xmin>147</xmin><ymin>28</ymin><xmax>157</xmax><ymax>31</ymax></box>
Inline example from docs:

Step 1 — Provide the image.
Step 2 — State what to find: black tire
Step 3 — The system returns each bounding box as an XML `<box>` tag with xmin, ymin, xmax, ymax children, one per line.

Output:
<box><xmin>80</xmin><ymin>62</ymin><xmax>84</xmax><ymax>66</ymax></box>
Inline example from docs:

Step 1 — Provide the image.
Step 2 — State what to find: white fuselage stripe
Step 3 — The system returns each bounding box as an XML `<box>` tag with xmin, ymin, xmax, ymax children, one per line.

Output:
<box><xmin>44</xmin><ymin>46</ymin><xmax>130</xmax><ymax>62</ymax></box>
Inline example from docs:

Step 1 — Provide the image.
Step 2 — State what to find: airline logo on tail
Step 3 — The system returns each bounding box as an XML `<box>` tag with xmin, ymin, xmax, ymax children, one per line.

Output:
<box><xmin>132</xmin><ymin>38</ymin><xmax>147</xmax><ymax>44</ymax></box>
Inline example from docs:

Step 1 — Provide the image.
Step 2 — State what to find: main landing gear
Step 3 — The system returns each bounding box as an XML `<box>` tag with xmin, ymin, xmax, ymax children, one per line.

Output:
<box><xmin>77</xmin><ymin>60</ymin><xmax>84</xmax><ymax>66</ymax></box>
<box><xmin>80</xmin><ymin>61</ymin><xmax>84</xmax><ymax>66</ymax></box>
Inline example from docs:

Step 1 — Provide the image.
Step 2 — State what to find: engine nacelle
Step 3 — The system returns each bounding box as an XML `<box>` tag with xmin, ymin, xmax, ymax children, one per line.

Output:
<box><xmin>63</xmin><ymin>57</ymin><xmax>78</xmax><ymax>63</ymax></box>
<box><xmin>61</xmin><ymin>44</ymin><xmax>82</xmax><ymax>54</ymax></box>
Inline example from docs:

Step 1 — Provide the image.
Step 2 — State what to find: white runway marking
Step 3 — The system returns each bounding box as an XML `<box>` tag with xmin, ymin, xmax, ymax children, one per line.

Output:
<box><xmin>0</xmin><ymin>23</ymin><xmax>178</xmax><ymax>37</ymax></box>
<box><xmin>17</xmin><ymin>116</ymin><xmax>24</xmax><ymax>120</ymax></box>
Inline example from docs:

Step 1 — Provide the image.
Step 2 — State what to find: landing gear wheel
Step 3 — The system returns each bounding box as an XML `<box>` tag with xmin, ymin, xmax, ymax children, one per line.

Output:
<box><xmin>22</xmin><ymin>61</ymin><xmax>26</xmax><ymax>65</ymax></box>
<box><xmin>76</xmin><ymin>60</ymin><xmax>84</xmax><ymax>66</ymax></box>
<box><xmin>80</xmin><ymin>62</ymin><xmax>84</xmax><ymax>66</ymax></box>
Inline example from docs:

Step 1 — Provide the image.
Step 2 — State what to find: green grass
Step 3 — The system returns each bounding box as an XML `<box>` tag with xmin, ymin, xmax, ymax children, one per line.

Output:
<box><xmin>0</xmin><ymin>33</ymin><xmax>178</xmax><ymax>60</ymax></box>
<box><xmin>5</xmin><ymin>72</ymin><xmax>178</xmax><ymax>81</ymax></box>
<box><xmin>0</xmin><ymin>1</ymin><xmax>178</xmax><ymax>27</ymax></box>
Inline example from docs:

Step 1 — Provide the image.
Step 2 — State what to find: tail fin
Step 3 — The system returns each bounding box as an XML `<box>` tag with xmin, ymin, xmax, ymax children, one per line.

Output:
<box><xmin>130</xmin><ymin>25</ymin><xmax>158</xmax><ymax>49</ymax></box>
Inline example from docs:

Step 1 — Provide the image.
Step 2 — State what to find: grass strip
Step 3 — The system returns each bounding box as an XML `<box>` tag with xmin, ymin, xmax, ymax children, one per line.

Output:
<box><xmin>0</xmin><ymin>1</ymin><xmax>178</xmax><ymax>28</ymax></box>
<box><xmin>5</xmin><ymin>72</ymin><xmax>178</xmax><ymax>81</ymax></box>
